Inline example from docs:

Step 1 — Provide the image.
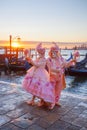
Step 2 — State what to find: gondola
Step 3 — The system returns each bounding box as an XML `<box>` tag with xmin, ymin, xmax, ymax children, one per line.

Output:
<box><xmin>67</xmin><ymin>67</ymin><xmax>87</xmax><ymax>76</ymax></box>
<box><xmin>66</xmin><ymin>54</ymin><xmax>87</xmax><ymax>76</ymax></box>
<box><xmin>0</xmin><ymin>55</ymin><xmax>32</xmax><ymax>74</ymax></box>
<box><xmin>9</xmin><ymin>59</ymin><xmax>32</xmax><ymax>72</ymax></box>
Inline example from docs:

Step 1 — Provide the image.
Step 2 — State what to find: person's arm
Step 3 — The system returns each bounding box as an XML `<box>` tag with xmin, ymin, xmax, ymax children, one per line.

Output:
<box><xmin>61</xmin><ymin>56</ymin><xmax>76</xmax><ymax>68</ymax></box>
<box><xmin>65</xmin><ymin>59</ymin><xmax>76</xmax><ymax>68</ymax></box>
<box><xmin>65</xmin><ymin>51</ymin><xmax>80</xmax><ymax>68</ymax></box>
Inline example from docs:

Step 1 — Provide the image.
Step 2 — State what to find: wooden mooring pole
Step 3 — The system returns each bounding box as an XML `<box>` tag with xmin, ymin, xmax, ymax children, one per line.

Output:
<box><xmin>10</xmin><ymin>35</ymin><xmax>12</xmax><ymax>61</ymax></box>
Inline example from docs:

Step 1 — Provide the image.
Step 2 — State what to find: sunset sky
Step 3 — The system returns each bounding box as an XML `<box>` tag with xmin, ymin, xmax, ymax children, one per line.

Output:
<box><xmin>0</xmin><ymin>0</ymin><xmax>87</xmax><ymax>42</ymax></box>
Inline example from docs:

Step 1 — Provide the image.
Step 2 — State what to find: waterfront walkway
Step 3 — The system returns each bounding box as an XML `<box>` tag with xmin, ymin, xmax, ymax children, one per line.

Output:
<box><xmin>0</xmin><ymin>81</ymin><xmax>87</xmax><ymax>130</ymax></box>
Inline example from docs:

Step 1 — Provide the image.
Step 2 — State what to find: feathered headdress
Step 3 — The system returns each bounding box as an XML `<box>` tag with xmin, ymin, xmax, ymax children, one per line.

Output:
<box><xmin>50</xmin><ymin>42</ymin><xmax>60</xmax><ymax>52</ymax></box>
<box><xmin>36</xmin><ymin>43</ymin><xmax>45</xmax><ymax>54</ymax></box>
<box><xmin>73</xmin><ymin>51</ymin><xmax>80</xmax><ymax>58</ymax></box>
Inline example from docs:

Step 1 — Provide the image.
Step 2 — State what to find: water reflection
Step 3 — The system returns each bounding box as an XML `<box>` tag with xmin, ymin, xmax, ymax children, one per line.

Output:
<box><xmin>72</xmin><ymin>76</ymin><xmax>87</xmax><ymax>83</ymax></box>
<box><xmin>65</xmin><ymin>76</ymin><xmax>87</xmax><ymax>97</ymax></box>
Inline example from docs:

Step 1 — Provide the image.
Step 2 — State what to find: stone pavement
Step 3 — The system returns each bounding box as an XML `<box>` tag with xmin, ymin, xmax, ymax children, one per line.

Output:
<box><xmin>0</xmin><ymin>81</ymin><xmax>87</xmax><ymax>130</ymax></box>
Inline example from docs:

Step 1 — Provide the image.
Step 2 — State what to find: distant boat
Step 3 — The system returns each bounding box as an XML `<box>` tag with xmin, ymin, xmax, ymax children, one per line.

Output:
<box><xmin>66</xmin><ymin>54</ymin><xmax>87</xmax><ymax>76</ymax></box>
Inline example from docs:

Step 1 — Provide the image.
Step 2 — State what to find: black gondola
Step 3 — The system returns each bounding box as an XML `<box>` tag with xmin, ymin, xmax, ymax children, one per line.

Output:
<box><xmin>9</xmin><ymin>59</ymin><xmax>32</xmax><ymax>72</ymax></box>
<box><xmin>66</xmin><ymin>54</ymin><xmax>87</xmax><ymax>76</ymax></box>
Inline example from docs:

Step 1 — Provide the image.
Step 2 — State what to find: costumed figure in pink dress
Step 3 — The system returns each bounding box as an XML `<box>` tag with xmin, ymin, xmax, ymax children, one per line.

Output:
<box><xmin>22</xmin><ymin>43</ymin><xmax>55</xmax><ymax>106</ymax></box>
<box><xmin>47</xmin><ymin>43</ymin><xmax>77</xmax><ymax>109</ymax></box>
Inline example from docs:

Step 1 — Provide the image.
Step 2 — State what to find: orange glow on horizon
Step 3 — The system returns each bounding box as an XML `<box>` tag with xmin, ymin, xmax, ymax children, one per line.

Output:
<box><xmin>12</xmin><ymin>42</ymin><xmax>20</xmax><ymax>48</ymax></box>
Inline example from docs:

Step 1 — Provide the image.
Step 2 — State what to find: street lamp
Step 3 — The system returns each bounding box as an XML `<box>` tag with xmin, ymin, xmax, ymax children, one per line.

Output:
<box><xmin>9</xmin><ymin>35</ymin><xmax>21</xmax><ymax>61</ymax></box>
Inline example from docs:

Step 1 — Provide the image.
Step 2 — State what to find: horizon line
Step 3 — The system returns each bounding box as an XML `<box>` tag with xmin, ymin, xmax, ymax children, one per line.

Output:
<box><xmin>0</xmin><ymin>40</ymin><xmax>87</xmax><ymax>44</ymax></box>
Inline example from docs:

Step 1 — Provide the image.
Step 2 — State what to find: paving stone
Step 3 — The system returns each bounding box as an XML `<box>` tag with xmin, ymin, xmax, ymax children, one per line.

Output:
<box><xmin>11</xmin><ymin>113</ymin><xmax>39</xmax><ymax>129</ymax></box>
<box><xmin>0</xmin><ymin>108</ymin><xmax>10</xmax><ymax>115</ymax></box>
<box><xmin>65</xmin><ymin>125</ymin><xmax>81</xmax><ymax>130</ymax></box>
<box><xmin>78</xmin><ymin>102</ymin><xmax>87</xmax><ymax>108</ymax></box>
<box><xmin>1</xmin><ymin>100</ymin><xmax>17</xmax><ymax>111</ymax></box>
<box><xmin>6</xmin><ymin>108</ymin><xmax>27</xmax><ymax>119</ymax></box>
<box><xmin>72</xmin><ymin>117</ymin><xmax>87</xmax><ymax>128</ymax></box>
<box><xmin>49</xmin><ymin>105</ymin><xmax>72</xmax><ymax>116</ymax></box>
<box><xmin>79</xmin><ymin>110</ymin><xmax>87</xmax><ymax>119</ymax></box>
<box><xmin>68</xmin><ymin>106</ymin><xmax>86</xmax><ymax>115</ymax></box>
<box><xmin>0</xmin><ymin>115</ymin><xmax>11</xmax><ymax>127</ymax></box>
<box><xmin>80</xmin><ymin>127</ymin><xmax>87</xmax><ymax>130</ymax></box>
<box><xmin>47</xmin><ymin>120</ymin><xmax>70</xmax><ymax>130</ymax></box>
<box><xmin>0</xmin><ymin>93</ymin><xmax>19</xmax><ymax>103</ymax></box>
<box><xmin>60</xmin><ymin>113</ymin><xmax>79</xmax><ymax>124</ymax></box>
<box><xmin>16</xmin><ymin>102</ymin><xmax>34</xmax><ymax>113</ymax></box>
<box><xmin>26</xmin><ymin>124</ymin><xmax>45</xmax><ymax>130</ymax></box>
<box><xmin>0</xmin><ymin>123</ymin><xmax>22</xmax><ymax>130</ymax></box>
<box><xmin>31</xmin><ymin>107</ymin><xmax>48</xmax><ymax>117</ymax></box>
<box><xmin>36</xmin><ymin>118</ymin><xmax>51</xmax><ymax>129</ymax></box>
<box><xmin>42</xmin><ymin>113</ymin><xmax>60</xmax><ymax>125</ymax></box>
<box><xmin>63</xmin><ymin>99</ymin><xmax>80</xmax><ymax>108</ymax></box>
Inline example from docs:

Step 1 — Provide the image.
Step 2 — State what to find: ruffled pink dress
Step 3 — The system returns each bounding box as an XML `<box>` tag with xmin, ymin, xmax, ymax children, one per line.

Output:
<box><xmin>22</xmin><ymin>57</ymin><xmax>55</xmax><ymax>103</ymax></box>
